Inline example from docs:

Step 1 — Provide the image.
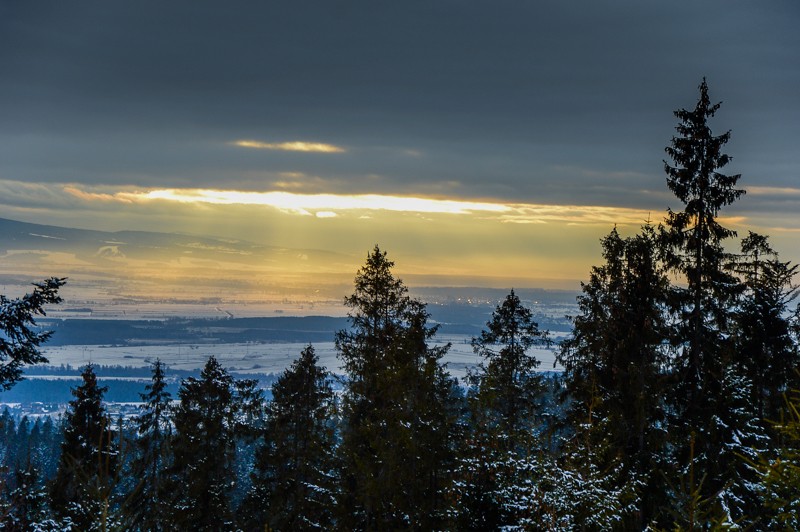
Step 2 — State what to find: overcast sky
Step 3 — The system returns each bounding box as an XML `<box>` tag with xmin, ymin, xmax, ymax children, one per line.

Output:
<box><xmin>1</xmin><ymin>1</ymin><xmax>798</xmax><ymax>287</ymax></box>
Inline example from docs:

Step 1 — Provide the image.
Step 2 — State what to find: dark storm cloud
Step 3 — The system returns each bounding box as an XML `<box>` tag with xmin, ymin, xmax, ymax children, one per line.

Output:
<box><xmin>0</xmin><ymin>0</ymin><xmax>798</xmax><ymax>212</ymax></box>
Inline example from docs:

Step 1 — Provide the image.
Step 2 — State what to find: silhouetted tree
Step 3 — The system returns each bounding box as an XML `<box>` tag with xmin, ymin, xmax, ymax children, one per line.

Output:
<box><xmin>122</xmin><ymin>359</ymin><xmax>172</xmax><ymax>531</ymax></box>
<box><xmin>243</xmin><ymin>345</ymin><xmax>336</xmax><ymax>530</ymax></box>
<box><xmin>335</xmin><ymin>246</ymin><xmax>459</xmax><ymax>529</ymax></box>
<box><xmin>454</xmin><ymin>289</ymin><xmax>549</xmax><ymax>527</ymax></box>
<box><xmin>50</xmin><ymin>364</ymin><xmax>118</xmax><ymax>530</ymax></box>
<box><xmin>0</xmin><ymin>278</ymin><xmax>65</xmax><ymax>389</ymax></box>
<box><xmin>734</xmin><ymin>232</ymin><xmax>799</xmax><ymax>423</ymax></box>
<box><xmin>167</xmin><ymin>356</ymin><xmax>263</xmax><ymax>530</ymax></box>
<box><xmin>558</xmin><ymin>225</ymin><xmax>671</xmax><ymax>525</ymax></box>
<box><xmin>661</xmin><ymin>78</ymin><xmax>747</xmax><ymax>521</ymax></box>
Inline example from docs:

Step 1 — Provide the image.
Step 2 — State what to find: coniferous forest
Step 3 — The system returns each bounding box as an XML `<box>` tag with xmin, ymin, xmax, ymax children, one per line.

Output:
<box><xmin>1</xmin><ymin>81</ymin><xmax>799</xmax><ymax>530</ymax></box>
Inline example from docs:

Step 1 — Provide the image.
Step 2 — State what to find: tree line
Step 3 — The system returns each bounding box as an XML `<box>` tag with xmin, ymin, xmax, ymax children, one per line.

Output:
<box><xmin>0</xmin><ymin>79</ymin><xmax>799</xmax><ymax>530</ymax></box>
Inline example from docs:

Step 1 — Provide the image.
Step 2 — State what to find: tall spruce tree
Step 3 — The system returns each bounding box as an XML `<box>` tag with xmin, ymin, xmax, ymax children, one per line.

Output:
<box><xmin>50</xmin><ymin>364</ymin><xmax>119</xmax><ymax>530</ymax></box>
<box><xmin>243</xmin><ymin>345</ymin><xmax>336</xmax><ymax>530</ymax></box>
<box><xmin>662</xmin><ymin>77</ymin><xmax>743</xmax><ymax>399</ymax></box>
<box><xmin>167</xmin><ymin>356</ymin><xmax>263</xmax><ymax>531</ymax></box>
<box><xmin>661</xmin><ymin>78</ymin><xmax>749</xmax><ymax>523</ymax></box>
<box><xmin>122</xmin><ymin>359</ymin><xmax>172</xmax><ymax>531</ymax></box>
<box><xmin>335</xmin><ymin>246</ymin><xmax>459</xmax><ymax>529</ymax></box>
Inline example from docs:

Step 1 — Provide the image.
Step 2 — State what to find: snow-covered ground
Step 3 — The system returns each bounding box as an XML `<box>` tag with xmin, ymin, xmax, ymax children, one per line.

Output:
<box><xmin>42</xmin><ymin>334</ymin><xmax>563</xmax><ymax>381</ymax></box>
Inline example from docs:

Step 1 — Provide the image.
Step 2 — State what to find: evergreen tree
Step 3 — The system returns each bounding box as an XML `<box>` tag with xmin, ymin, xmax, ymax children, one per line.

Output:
<box><xmin>335</xmin><ymin>246</ymin><xmax>459</xmax><ymax>529</ymax></box>
<box><xmin>49</xmin><ymin>364</ymin><xmax>118</xmax><ymax>530</ymax></box>
<box><xmin>167</xmin><ymin>356</ymin><xmax>263</xmax><ymax>531</ymax></box>
<box><xmin>755</xmin><ymin>388</ymin><xmax>800</xmax><ymax>529</ymax></box>
<box><xmin>0</xmin><ymin>277</ymin><xmax>65</xmax><ymax>389</ymax></box>
<box><xmin>471</xmin><ymin>289</ymin><xmax>548</xmax><ymax>448</ymax></box>
<box><xmin>660</xmin><ymin>78</ymin><xmax>747</xmax><ymax>521</ymax></box>
<box><xmin>557</xmin><ymin>225</ymin><xmax>670</xmax><ymax>525</ymax></box>
<box><xmin>454</xmin><ymin>290</ymin><xmax>550</xmax><ymax>528</ymax></box>
<box><xmin>244</xmin><ymin>345</ymin><xmax>336</xmax><ymax>530</ymax></box>
<box><xmin>2</xmin><ymin>462</ymin><xmax>48</xmax><ymax>530</ymax></box>
<box><xmin>121</xmin><ymin>359</ymin><xmax>172</xmax><ymax>531</ymax></box>
<box><xmin>734</xmin><ymin>232</ymin><xmax>799</xmax><ymax>423</ymax></box>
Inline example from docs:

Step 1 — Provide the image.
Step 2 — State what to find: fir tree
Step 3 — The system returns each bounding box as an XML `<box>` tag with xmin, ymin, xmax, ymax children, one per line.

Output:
<box><xmin>243</xmin><ymin>345</ymin><xmax>336</xmax><ymax>530</ymax></box>
<box><xmin>335</xmin><ymin>246</ymin><xmax>459</xmax><ymax>529</ymax></box>
<box><xmin>470</xmin><ymin>289</ymin><xmax>548</xmax><ymax>448</ymax></box>
<box><xmin>167</xmin><ymin>356</ymin><xmax>263</xmax><ymax>531</ymax></box>
<box><xmin>121</xmin><ymin>359</ymin><xmax>172</xmax><ymax>531</ymax></box>
<box><xmin>49</xmin><ymin>364</ymin><xmax>118</xmax><ymax>530</ymax></box>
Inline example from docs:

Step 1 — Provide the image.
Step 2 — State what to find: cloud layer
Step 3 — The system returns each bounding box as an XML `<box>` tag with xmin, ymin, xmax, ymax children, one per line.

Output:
<box><xmin>1</xmin><ymin>1</ymin><xmax>798</xmax><ymax>284</ymax></box>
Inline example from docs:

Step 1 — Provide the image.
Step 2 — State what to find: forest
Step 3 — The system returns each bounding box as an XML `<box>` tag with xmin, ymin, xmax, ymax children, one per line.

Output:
<box><xmin>1</xmin><ymin>80</ymin><xmax>799</xmax><ymax>530</ymax></box>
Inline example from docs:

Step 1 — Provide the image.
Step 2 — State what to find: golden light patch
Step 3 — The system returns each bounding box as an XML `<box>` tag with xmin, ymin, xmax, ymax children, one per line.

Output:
<box><xmin>232</xmin><ymin>140</ymin><xmax>345</xmax><ymax>153</ymax></box>
<box><xmin>126</xmin><ymin>189</ymin><xmax>512</xmax><ymax>215</ymax></box>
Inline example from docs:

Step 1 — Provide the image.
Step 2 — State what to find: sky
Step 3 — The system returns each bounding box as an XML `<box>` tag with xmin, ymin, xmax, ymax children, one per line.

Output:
<box><xmin>1</xmin><ymin>1</ymin><xmax>798</xmax><ymax>290</ymax></box>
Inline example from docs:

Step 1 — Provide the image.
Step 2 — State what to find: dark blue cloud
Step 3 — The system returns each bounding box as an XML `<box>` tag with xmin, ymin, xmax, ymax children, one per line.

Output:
<box><xmin>0</xmin><ymin>0</ymin><xmax>798</xmax><ymax>214</ymax></box>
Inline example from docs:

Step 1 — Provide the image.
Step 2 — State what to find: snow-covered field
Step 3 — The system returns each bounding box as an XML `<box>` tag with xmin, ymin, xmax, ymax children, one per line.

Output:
<box><xmin>42</xmin><ymin>334</ymin><xmax>562</xmax><ymax>380</ymax></box>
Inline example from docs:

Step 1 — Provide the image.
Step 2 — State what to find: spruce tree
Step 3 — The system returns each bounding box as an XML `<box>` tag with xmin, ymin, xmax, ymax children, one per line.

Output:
<box><xmin>734</xmin><ymin>232</ymin><xmax>799</xmax><ymax>423</ymax></box>
<box><xmin>454</xmin><ymin>290</ymin><xmax>549</xmax><ymax>528</ymax></box>
<box><xmin>661</xmin><ymin>78</ymin><xmax>746</xmax><ymax>521</ymax></box>
<box><xmin>167</xmin><ymin>356</ymin><xmax>263</xmax><ymax>530</ymax></box>
<box><xmin>122</xmin><ymin>359</ymin><xmax>172</xmax><ymax>531</ymax></box>
<box><xmin>49</xmin><ymin>364</ymin><xmax>118</xmax><ymax>530</ymax></box>
<box><xmin>243</xmin><ymin>345</ymin><xmax>336</xmax><ymax>530</ymax></box>
<box><xmin>471</xmin><ymin>289</ymin><xmax>548</xmax><ymax>448</ymax></box>
<box><xmin>335</xmin><ymin>246</ymin><xmax>459</xmax><ymax>529</ymax></box>
<box><xmin>558</xmin><ymin>225</ymin><xmax>671</xmax><ymax>526</ymax></box>
<box><xmin>2</xmin><ymin>462</ymin><xmax>48</xmax><ymax>529</ymax></box>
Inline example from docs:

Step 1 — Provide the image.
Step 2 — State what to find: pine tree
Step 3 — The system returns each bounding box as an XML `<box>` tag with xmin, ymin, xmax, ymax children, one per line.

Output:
<box><xmin>167</xmin><ymin>356</ymin><xmax>263</xmax><ymax>531</ymax></box>
<box><xmin>0</xmin><ymin>277</ymin><xmax>65</xmax><ymax>389</ymax></box>
<box><xmin>243</xmin><ymin>345</ymin><xmax>336</xmax><ymax>530</ymax></box>
<box><xmin>335</xmin><ymin>246</ymin><xmax>459</xmax><ymax>529</ymax></box>
<box><xmin>121</xmin><ymin>359</ymin><xmax>172</xmax><ymax>531</ymax></box>
<box><xmin>49</xmin><ymin>364</ymin><xmax>118</xmax><ymax>530</ymax></box>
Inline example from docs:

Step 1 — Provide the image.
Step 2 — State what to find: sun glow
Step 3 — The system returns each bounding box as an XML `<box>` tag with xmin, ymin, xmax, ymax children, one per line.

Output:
<box><xmin>129</xmin><ymin>188</ymin><xmax>512</xmax><ymax>215</ymax></box>
<box><xmin>54</xmin><ymin>183</ymin><xmax>670</xmax><ymax>226</ymax></box>
<box><xmin>232</xmin><ymin>140</ymin><xmax>346</xmax><ymax>153</ymax></box>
